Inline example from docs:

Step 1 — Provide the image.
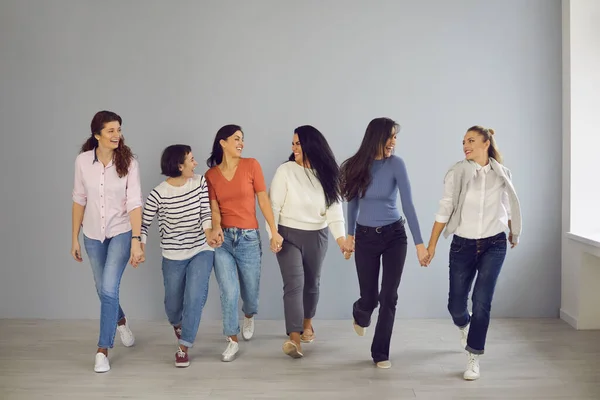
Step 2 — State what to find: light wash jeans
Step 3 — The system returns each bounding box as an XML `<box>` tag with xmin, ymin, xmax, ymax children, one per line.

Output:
<box><xmin>83</xmin><ymin>230</ymin><xmax>131</xmax><ymax>349</ymax></box>
<box><xmin>162</xmin><ymin>250</ymin><xmax>214</xmax><ymax>348</ymax></box>
<box><xmin>214</xmin><ymin>228</ymin><xmax>262</xmax><ymax>336</ymax></box>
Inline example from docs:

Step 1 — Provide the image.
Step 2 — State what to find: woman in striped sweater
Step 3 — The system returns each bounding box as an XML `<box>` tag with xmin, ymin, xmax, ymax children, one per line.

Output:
<box><xmin>141</xmin><ymin>144</ymin><xmax>220</xmax><ymax>368</ymax></box>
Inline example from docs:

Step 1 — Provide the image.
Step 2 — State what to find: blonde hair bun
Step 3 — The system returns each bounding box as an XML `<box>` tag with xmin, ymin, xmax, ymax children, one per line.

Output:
<box><xmin>488</xmin><ymin>128</ymin><xmax>495</xmax><ymax>135</ymax></box>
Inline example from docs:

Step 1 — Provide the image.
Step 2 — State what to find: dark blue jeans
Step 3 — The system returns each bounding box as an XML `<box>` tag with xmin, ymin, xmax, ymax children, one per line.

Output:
<box><xmin>447</xmin><ymin>232</ymin><xmax>507</xmax><ymax>355</ymax></box>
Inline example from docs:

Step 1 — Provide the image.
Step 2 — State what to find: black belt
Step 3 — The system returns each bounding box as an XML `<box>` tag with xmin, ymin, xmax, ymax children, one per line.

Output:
<box><xmin>356</xmin><ymin>218</ymin><xmax>404</xmax><ymax>234</ymax></box>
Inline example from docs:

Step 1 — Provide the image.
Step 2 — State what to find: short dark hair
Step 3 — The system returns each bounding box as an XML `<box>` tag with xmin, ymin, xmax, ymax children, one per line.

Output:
<box><xmin>161</xmin><ymin>144</ymin><xmax>192</xmax><ymax>177</ymax></box>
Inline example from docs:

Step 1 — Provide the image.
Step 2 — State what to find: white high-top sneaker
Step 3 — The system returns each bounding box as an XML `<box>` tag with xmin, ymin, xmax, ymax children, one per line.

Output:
<box><xmin>463</xmin><ymin>352</ymin><xmax>480</xmax><ymax>380</ymax></box>
<box><xmin>460</xmin><ymin>323</ymin><xmax>470</xmax><ymax>349</ymax></box>
<box><xmin>242</xmin><ymin>316</ymin><xmax>254</xmax><ymax>341</ymax></box>
<box><xmin>221</xmin><ymin>337</ymin><xmax>239</xmax><ymax>362</ymax></box>
<box><xmin>459</xmin><ymin>313</ymin><xmax>472</xmax><ymax>350</ymax></box>
<box><xmin>117</xmin><ymin>322</ymin><xmax>135</xmax><ymax>347</ymax></box>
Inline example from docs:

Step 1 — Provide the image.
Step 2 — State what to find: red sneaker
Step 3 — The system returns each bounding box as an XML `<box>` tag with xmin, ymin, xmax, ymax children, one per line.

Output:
<box><xmin>175</xmin><ymin>347</ymin><xmax>189</xmax><ymax>368</ymax></box>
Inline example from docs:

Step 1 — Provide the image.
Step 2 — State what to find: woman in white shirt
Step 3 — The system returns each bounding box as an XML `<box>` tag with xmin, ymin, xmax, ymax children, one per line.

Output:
<box><xmin>426</xmin><ymin>126</ymin><xmax>522</xmax><ymax>381</ymax></box>
<box><xmin>268</xmin><ymin>125</ymin><xmax>348</xmax><ymax>358</ymax></box>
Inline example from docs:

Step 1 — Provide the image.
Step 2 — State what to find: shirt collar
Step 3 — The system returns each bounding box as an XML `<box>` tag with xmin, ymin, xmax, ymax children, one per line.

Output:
<box><xmin>93</xmin><ymin>148</ymin><xmax>114</xmax><ymax>168</ymax></box>
<box><xmin>475</xmin><ymin>162</ymin><xmax>492</xmax><ymax>174</ymax></box>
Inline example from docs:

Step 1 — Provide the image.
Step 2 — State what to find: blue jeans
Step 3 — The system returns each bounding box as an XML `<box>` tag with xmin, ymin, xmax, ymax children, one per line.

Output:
<box><xmin>162</xmin><ymin>250</ymin><xmax>214</xmax><ymax>348</ymax></box>
<box><xmin>214</xmin><ymin>228</ymin><xmax>262</xmax><ymax>336</ymax></box>
<box><xmin>447</xmin><ymin>232</ymin><xmax>507</xmax><ymax>355</ymax></box>
<box><xmin>83</xmin><ymin>230</ymin><xmax>131</xmax><ymax>349</ymax></box>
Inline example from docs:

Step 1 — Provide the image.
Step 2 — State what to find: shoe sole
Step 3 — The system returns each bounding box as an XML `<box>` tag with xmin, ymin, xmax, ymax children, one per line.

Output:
<box><xmin>175</xmin><ymin>362</ymin><xmax>190</xmax><ymax>368</ymax></box>
<box><xmin>376</xmin><ymin>361</ymin><xmax>392</xmax><ymax>369</ymax></box>
<box><xmin>221</xmin><ymin>353</ymin><xmax>238</xmax><ymax>362</ymax></box>
<box><xmin>94</xmin><ymin>366</ymin><xmax>110</xmax><ymax>373</ymax></box>
<box><xmin>300</xmin><ymin>337</ymin><xmax>314</xmax><ymax>343</ymax></box>
<box><xmin>464</xmin><ymin>375</ymin><xmax>480</xmax><ymax>381</ymax></box>
<box><xmin>283</xmin><ymin>342</ymin><xmax>303</xmax><ymax>359</ymax></box>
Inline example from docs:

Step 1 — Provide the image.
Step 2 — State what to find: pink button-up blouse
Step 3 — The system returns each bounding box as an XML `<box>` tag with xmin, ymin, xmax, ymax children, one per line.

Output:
<box><xmin>72</xmin><ymin>150</ymin><xmax>143</xmax><ymax>242</ymax></box>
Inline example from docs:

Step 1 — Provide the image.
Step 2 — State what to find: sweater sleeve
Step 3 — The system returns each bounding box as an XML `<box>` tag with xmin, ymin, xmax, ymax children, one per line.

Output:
<box><xmin>199</xmin><ymin>176</ymin><xmax>212</xmax><ymax>231</ymax></box>
<box><xmin>140</xmin><ymin>189</ymin><xmax>160</xmax><ymax>244</ymax></box>
<box><xmin>266</xmin><ymin>164</ymin><xmax>287</xmax><ymax>239</ymax></box>
<box><xmin>326</xmin><ymin>200</ymin><xmax>346</xmax><ymax>240</ymax></box>
<box><xmin>393</xmin><ymin>157</ymin><xmax>424</xmax><ymax>245</ymax></box>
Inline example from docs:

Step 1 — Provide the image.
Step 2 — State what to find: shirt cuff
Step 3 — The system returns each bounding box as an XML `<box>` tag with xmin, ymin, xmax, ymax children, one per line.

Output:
<box><xmin>202</xmin><ymin>220</ymin><xmax>213</xmax><ymax>231</ymax></box>
<box><xmin>435</xmin><ymin>214</ymin><xmax>450</xmax><ymax>223</ymax></box>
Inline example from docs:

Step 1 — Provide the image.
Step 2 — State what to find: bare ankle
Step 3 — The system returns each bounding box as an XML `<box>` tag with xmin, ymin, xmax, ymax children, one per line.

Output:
<box><xmin>289</xmin><ymin>332</ymin><xmax>301</xmax><ymax>344</ymax></box>
<box><xmin>117</xmin><ymin>317</ymin><xmax>126</xmax><ymax>326</ymax></box>
<box><xmin>229</xmin><ymin>335</ymin><xmax>238</xmax><ymax>343</ymax></box>
<box><xmin>97</xmin><ymin>348</ymin><xmax>108</xmax><ymax>356</ymax></box>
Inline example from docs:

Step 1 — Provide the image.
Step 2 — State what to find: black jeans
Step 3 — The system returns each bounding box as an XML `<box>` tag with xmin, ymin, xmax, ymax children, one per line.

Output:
<box><xmin>352</xmin><ymin>219</ymin><xmax>408</xmax><ymax>363</ymax></box>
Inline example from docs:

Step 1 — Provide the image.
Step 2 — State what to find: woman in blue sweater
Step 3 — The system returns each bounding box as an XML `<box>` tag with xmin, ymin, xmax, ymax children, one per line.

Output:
<box><xmin>341</xmin><ymin>117</ymin><xmax>429</xmax><ymax>368</ymax></box>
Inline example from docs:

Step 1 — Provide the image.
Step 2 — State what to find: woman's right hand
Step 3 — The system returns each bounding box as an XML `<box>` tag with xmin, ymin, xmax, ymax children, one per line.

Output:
<box><xmin>71</xmin><ymin>240</ymin><xmax>83</xmax><ymax>262</ymax></box>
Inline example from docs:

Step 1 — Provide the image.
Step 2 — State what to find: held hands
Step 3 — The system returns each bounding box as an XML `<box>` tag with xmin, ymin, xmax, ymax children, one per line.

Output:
<box><xmin>206</xmin><ymin>227</ymin><xmax>224</xmax><ymax>248</ymax></box>
<box><xmin>270</xmin><ymin>231</ymin><xmax>284</xmax><ymax>253</ymax></box>
<box><xmin>342</xmin><ymin>235</ymin><xmax>355</xmax><ymax>260</ymax></box>
<box><xmin>426</xmin><ymin>245</ymin><xmax>436</xmax><ymax>265</ymax></box>
<box><xmin>129</xmin><ymin>240</ymin><xmax>144</xmax><ymax>268</ymax></box>
<box><xmin>416</xmin><ymin>244</ymin><xmax>430</xmax><ymax>267</ymax></box>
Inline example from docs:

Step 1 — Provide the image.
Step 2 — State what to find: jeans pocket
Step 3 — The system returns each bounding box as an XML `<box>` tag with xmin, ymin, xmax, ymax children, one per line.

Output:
<box><xmin>450</xmin><ymin>241</ymin><xmax>463</xmax><ymax>253</ymax></box>
<box><xmin>242</xmin><ymin>229</ymin><xmax>259</xmax><ymax>242</ymax></box>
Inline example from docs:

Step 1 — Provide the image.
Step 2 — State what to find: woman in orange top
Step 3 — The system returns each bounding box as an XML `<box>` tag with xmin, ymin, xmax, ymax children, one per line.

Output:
<box><xmin>205</xmin><ymin>124</ymin><xmax>283</xmax><ymax>362</ymax></box>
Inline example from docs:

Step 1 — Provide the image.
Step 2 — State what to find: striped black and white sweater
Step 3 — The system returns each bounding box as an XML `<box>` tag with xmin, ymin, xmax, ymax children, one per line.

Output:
<box><xmin>141</xmin><ymin>174</ymin><xmax>213</xmax><ymax>260</ymax></box>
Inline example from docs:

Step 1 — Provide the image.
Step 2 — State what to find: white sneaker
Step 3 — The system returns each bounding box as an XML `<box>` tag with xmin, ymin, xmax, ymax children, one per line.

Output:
<box><xmin>459</xmin><ymin>313</ymin><xmax>471</xmax><ymax>349</ymax></box>
<box><xmin>460</xmin><ymin>323</ymin><xmax>470</xmax><ymax>349</ymax></box>
<box><xmin>376</xmin><ymin>360</ymin><xmax>392</xmax><ymax>369</ymax></box>
<box><xmin>117</xmin><ymin>322</ymin><xmax>135</xmax><ymax>347</ymax></box>
<box><xmin>242</xmin><ymin>316</ymin><xmax>254</xmax><ymax>341</ymax></box>
<box><xmin>463</xmin><ymin>352</ymin><xmax>480</xmax><ymax>380</ymax></box>
<box><xmin>94</xmin><ymin>352</ymin><xmax>110</xmax><ymax>373</ymax></box>
<box><xmin>221</xmin><ymin>337</ymin><xmax>239</xmax><ymax>362</ymax></box>
<box><xmin>353</xmin><ymin>320</ymin><xmax>366</xmax><ymax>336</ymax></box>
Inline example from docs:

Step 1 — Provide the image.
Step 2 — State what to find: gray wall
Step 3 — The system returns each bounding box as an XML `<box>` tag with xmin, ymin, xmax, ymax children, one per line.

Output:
<box><xmin>0</xmin><ymin>0</ymin><xmax>562</xmax><ymax>320</ymax></box>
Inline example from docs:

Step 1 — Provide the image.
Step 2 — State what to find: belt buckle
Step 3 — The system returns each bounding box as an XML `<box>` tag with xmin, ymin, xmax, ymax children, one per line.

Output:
<box><xmin>375</xmin><ymin>226</ymin><xmax>382</xmax><ymax>234</ymax></box>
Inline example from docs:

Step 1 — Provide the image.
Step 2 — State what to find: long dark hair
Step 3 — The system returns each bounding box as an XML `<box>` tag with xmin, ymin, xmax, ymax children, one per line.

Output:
<box><xmin>340</xmin><ymin>117</ymin><xmax>398</xmax><ymax>201</ymax></box>
<box><xmin>288</xmin><ymin>125</ymin><xmax>341</xmax><ymax>208</ymax></box>
<box><xmin>80</xmin><ymin>110</ymin><xmax>133</xmax><ymax>178</ymax></box>
<box><xmin>206</xmin><ymin>124</ymin><xmax>242</xmax><ymax>168</ymax></box>
<box><xmin>467</xmin><ymin>125</ymin><xmax>503</xmax><ymax>164</ymax></box>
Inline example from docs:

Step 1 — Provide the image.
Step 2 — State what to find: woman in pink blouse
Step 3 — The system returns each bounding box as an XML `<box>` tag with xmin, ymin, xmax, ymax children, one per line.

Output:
<box><xmin>71</xmin><ymin>110</ymin><xmax>144</xmax><ymax>373</ymax></box>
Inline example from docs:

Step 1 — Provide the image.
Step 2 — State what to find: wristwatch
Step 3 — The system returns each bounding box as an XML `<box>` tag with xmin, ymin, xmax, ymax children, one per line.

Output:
<box><xmin>132</xmin><ymin>236</ymin><xmax>142</xmax><ymax>241</ymax></box>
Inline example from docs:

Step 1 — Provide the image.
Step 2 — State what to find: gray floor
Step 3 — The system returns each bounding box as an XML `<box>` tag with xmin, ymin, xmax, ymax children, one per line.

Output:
<box><xmin>0</xmin><ymin>318</ymin><xmax>599</xmax><ymax>399</ymax></box>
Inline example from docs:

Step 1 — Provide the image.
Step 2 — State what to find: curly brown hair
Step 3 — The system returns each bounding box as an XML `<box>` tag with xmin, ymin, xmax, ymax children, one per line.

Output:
<box><xmin>80</xmin><ymin>111</ymin><xmax>134</xmax><ymax>178</ymax></box>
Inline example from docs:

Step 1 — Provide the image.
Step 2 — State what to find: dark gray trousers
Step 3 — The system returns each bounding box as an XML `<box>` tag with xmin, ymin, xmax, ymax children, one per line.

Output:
<box><xmin>276</xmin><ymin>225</ymin><xmax>328</xmax><ymax>335</ymax></box>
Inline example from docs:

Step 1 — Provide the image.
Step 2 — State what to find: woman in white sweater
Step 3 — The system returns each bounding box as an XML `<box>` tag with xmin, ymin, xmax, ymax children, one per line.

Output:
<box><xmin>268</xmin><ymin>125</ymin><xmax>349</xmax><ymax>358</ymax></box>
<box><xmin>426</xmin><ymin>126</ymin><xmax>522</xmax><ymax>381</ymax></box>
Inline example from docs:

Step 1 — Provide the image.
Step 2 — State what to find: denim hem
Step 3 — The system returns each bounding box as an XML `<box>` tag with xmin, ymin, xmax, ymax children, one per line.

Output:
<box><xmin>466</xmin><ymin>345</ymin><xmax>484</xmax><ymax>355</ymax></box>
<box><xmin>224</xmin><ymin>328</ymin><xmax>240</xmax><ymax>337</ymax></box>
<box><xmin>179</xmin><ymin>339</ymin><xmax>194</xmax><ymax>348</ymax></box>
